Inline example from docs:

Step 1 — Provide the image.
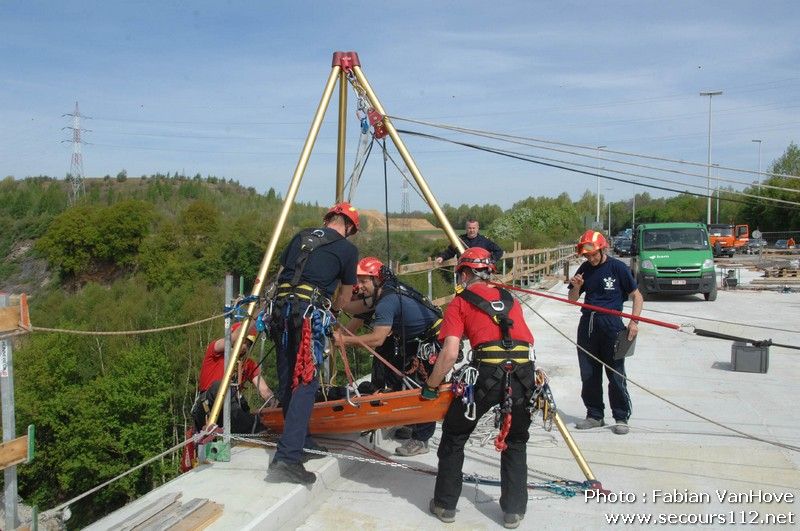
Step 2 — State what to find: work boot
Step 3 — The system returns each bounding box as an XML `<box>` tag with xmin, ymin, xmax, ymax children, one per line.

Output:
<box><xmin>267</xmin><ymin>459</ymin><xmax>316</xmax><ymax>485</ymax></box>
<box><xmin>575</xmin><ymin>417</ymin><xmax>604</xmax><ymax>430</ymax></box>
<box><xmin>503</xmin><ymin>513</ymin><xmax>524</xmax><ymax>529</ymax></box>
<box><xmin>429</xmin><ymin>499</ymin><xmax>455</xmax><ymax>523</ymax></box>
<box><xmin>395</xmin><ymin>438</ymin><xmax>429</xmax><ymax>456</ymax></box>
<box><xmin>301</xmin><ymin>442</ymin><xmax>329</xmax><ymax>462</ymax></box>
<box><xmin>611</xmin><ymin>420</ymin><xmax>629</xmax><ymax>435</ymax></box>
<box><xmin>393</xmin><ymin>426</ymin><xmax>413</xmax><ymax>440</ymax></box>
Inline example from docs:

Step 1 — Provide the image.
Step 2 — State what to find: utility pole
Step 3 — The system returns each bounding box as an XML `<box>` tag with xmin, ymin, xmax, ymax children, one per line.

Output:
<box><xmin>752</xmin><ymin>139</ymin><xmax>762</xmax><ymax>191</ymax></box>
<box><xmin>62</xmin><ymin>102</ymin><xmax>90</xmax><ymax>204</ymax></box>
<box><xmin>632</xmin><ymin>181</ymin><xmax>636</xmax><ymax>229</ymax></box>
<box><xmin>595</xmin><ymin>146</ymin><xmax>606</xmax><ymax>227</ymax></box>
<box><xmin>713</xmin><ymin>163</ymin><xmax>721</xmax><ymax>223</ymax></box>
<box><xmin>700</xmin><ymin>91</ymin><xmax>722</xmax><ymax>225</ymax></box>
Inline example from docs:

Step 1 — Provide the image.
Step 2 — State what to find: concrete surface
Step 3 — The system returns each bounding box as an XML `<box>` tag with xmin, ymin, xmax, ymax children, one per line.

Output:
<box><xmin>88</xmin><ymin>265</ymin><xmax>800</xmax><ymax>530</ymax></box>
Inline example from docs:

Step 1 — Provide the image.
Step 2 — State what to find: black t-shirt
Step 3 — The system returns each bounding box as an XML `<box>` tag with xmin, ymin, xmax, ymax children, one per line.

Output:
<box><xmin>438</xmin><ymin>233</ymin><xmax>503</xmax><ymax>262</ymax></box>
<box><xmin>277</xmin><ymin>227</ymin><xmax>358</xmax><ymax>298</ymax></box>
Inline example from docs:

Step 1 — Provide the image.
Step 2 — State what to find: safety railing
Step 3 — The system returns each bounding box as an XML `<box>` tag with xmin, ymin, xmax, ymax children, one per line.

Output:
<box><xmin>394</xmin><ymin>244</ymin><xmax>575</xmax><ymax>305</ymax></box>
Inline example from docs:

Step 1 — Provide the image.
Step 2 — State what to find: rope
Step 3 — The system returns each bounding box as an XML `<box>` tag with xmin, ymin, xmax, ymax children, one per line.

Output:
<box><xmin>292</xmin><ymin>316</ymin><xmax>315</xmax><ymax>389</ymax></box>
<box><xmin>491</xmin><ymin>281</ymin><xmax>680</xmax><ymax>330</ymax></box>
<box><xmin>338</xmin><ymin>327</ymin><xmax>418</xmax><ymax>387</ymax></box>
<box><xmin>31</xmin><ymin>312</ymin><xmax>229</xmax><ymax>336</ymax></box>
<box><xmin>40</xmin><ymin>428</ymin><xmax>208</xmax><ymax>519</ymax></box>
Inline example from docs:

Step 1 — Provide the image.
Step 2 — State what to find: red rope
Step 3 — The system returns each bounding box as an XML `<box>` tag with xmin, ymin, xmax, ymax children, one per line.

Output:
<box><xmin>292</xmin><ymin>317</ymin><xmax>316</xmax><ymax>390</ymax></box>
<box><xmin>490</xmin><ymin>281</ymin><xmax>681</xmax><ymax>330</ymax></box>
<box><xmin>337</xmin><ymin>345</ymin><xmax>356</xmax><ymax>387</ymax></box>
<box><xmin>494</xmin><ymin>387</ymin><xmax>513</xmax><ymax>452</ymax></box>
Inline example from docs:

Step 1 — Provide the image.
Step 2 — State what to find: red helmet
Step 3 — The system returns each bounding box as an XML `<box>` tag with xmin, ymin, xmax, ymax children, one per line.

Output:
<box><xmin>457</xmin><ymin>247</ymin><xmax>496</xmax><ymax>273</ymax></box>
<box><xmin>357</xmin><ymin>256</ymin><xmax>384</xmax><ymax>277</ymax></box>
<box><xmin>324</xmin><ymin>202</ymin><xmax>360</xmax><ymax>234</ymax></box>
<box><xmin>576</xmin><ymin>230</ymin><xmax>609</xmax><ymax>255</ymax></box>
<box><xmin>231</xmin><ymin>322</ymin><xmax>258</xmax><ymax>343</ymax></box>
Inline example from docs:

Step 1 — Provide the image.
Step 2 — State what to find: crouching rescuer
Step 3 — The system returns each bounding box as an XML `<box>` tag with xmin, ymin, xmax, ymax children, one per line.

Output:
<box><xmin>423</xmin><ymin>247</ymin><xmax>535</xmax><ymax>529</ymax></box>
<box><xmin>335</xmin><ymin>256</ymin><xmax>442</xmax><ymax>456</ymax></box>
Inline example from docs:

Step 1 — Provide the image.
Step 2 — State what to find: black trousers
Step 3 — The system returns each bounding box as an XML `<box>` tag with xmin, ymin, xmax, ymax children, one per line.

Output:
<box><xmin>576</xmin><ymin>312</ymin><xmax>631</xmax><ymax>421</ymax></box>
<box><xmin>434</xmin><ymin>361</ymin><xmax>534</xmax><ymax>514</ymax></box>
<box><xmin>191</xmin><ymin>380</ymin><xmax>262</xmax><ymax>434</ymax></box>
<box><xmin>375</xmin><ymin>339</ymin><xmax>436</xmax><ymax>442</ymax></box>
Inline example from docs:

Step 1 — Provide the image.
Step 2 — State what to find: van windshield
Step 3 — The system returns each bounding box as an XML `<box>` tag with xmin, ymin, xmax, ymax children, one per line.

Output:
<box><xmin>642</xmin><ymin>228</ymin><xmax>709</xmax><ymax>250</ymax></box>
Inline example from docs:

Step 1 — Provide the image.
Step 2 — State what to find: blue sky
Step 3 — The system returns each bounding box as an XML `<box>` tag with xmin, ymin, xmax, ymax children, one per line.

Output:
<box><xmin>2</xmin><ymin>1</ymin><xmax>798</xmax><ymax>212</ymax></box>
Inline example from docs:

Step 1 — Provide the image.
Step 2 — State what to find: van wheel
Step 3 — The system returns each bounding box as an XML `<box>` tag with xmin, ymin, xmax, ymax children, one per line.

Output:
<box><xmin>704</xmin><ymin>284</ymin><xmax>717</xmax><ymax>301</ymax></box>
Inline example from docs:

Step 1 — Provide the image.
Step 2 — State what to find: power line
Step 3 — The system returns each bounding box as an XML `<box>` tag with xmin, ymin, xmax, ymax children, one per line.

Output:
<box><xmin>396</xmin><ymin>129</ymin><xmax>800</xmax><ymax>211</ymax></box>
<box><xmin>390</xmin><ymin>116</ymin><xmax>800</xmax><ymax>181</ymax></box>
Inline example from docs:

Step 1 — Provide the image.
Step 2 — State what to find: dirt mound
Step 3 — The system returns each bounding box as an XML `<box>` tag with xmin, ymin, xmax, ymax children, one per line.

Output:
<box><xmin>359</xmin><ymin>209</ymin><xmax>439</xmax><ymax>232</ymax></box>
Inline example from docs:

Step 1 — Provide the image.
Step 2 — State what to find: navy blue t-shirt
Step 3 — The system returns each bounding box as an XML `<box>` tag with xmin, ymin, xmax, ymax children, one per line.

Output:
<box><xmin>569</xmin><ymin>256</ymin><xmax>637</xmax><ymax>314</ymax></box>
<box><xmin>438</xmin><ymin>233</ymin><xmax>503</xmax><ymax>262</ymax></box>
<box><xmin>373</xmin><ymin>284</ymin><xmax>440</xmax><ymax>340</ymax></box>
<box><xmin>277</xmin><ymin>227</ymin><xmax>358</xmax><ymax>298</ymax></box>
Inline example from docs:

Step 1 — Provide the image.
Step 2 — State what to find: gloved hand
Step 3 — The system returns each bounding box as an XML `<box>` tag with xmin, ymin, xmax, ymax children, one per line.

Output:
<box><xmin>421</xmin><ymin>384</ymin><xmax>439</xmax><ymax>400</ymax></box>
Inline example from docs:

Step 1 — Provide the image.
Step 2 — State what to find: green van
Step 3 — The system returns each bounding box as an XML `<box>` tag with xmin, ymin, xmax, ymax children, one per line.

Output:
<box><xmin>630</xmin><ymin>222</ymin><xmax>717</xmax><ymax>301</ymax></box>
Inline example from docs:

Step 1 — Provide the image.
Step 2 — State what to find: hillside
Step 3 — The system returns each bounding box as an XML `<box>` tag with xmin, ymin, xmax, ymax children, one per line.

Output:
<box><xmin>358</xmin><ymin>209</ymin><xmax>439</xmax><ymax>232</ymax></box>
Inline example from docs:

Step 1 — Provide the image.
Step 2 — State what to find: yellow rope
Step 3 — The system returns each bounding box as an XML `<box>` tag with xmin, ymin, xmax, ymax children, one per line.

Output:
<box><xmin>31</xmin><ymin>312</ymin><xmax>228</xmax><ymax>336</ymax></box>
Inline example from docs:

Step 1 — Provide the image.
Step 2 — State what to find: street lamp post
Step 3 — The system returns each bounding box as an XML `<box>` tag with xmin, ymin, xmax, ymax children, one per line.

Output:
<box><xmin>713</xmin><ymin>163</ymin><xmax>721</xmax><ymax>223</ymax></box>
<box><xmin>632</xmin><ymin>181</ymin><xmax>636</xmax><ymax>229</ymax></box>
<box><xmin>595</xmin><ymin>145</ymin><xmax>606</xmax><ymax>227</ymax></box>
<box><xmin>752</xmin><ymin>139</ymin><xmax>762</xmax><ymax>191</ymax></box>
<box><xmin>605</xmin><ymin>187</ymin><xmax>613</xmax><ymax>234</ymax></box>
<box><xmin>700</xmin><ymin>90</ymin><xmax>722</xmax><ymax>225</ymax></box>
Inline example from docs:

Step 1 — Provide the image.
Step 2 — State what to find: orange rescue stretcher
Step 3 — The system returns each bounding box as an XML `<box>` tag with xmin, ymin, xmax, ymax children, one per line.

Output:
<box><xmin>258</xmin><ymin>384</ymin><xmax>453</xmax><ymax>434</ymax></box>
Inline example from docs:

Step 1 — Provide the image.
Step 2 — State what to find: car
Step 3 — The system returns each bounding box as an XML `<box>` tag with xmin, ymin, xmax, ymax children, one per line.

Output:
<box><xmin>775</xmin><ymin>239</ymin><xmax>788</xmax><ymax>249</ymax></box>
<box><xmin>614</xmin><ymin>237</ymin><xmax>632</xmax><ymax>256</ymax></box>
<box><xmin>744</xmin><ymin>238</ymin><xmax>767</xmax><ymax>254</ymax></box>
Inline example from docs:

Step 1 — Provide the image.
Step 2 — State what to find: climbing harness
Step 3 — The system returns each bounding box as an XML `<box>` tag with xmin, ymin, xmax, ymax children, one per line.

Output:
<box><xmin>456</xmin><ymin>285</ymin><xmax>515</xmax><ymax>347</ymax></box>
<box><xmin>289</xmin><ymin>228</ymin><xmax>343</xmax><ymax>287</ymax></box>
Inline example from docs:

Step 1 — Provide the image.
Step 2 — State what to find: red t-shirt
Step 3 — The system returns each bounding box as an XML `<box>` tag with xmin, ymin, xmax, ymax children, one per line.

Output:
<box><xmin>438</xmin><ymin>283</ymin><xmax>534</xmax><ymax>347</ymax></box>
<box><xmin>198</xmin><ymin>340</ymin><xmax>260</xmax><ymax>392</ymax></box>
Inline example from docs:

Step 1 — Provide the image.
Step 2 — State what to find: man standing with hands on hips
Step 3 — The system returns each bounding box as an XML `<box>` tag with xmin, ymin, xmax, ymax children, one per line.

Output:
<box><xmin>568</xmin><ymin>230</ymin><xmax>643</xmax><ymax>435</ymax></box>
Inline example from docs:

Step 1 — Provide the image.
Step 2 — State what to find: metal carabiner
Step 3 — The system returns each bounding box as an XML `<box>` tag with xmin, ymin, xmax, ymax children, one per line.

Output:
<box><xmin>345</xmin><ymin>385</ymin><xmax>360</xmax><ymax>408</ymax></box>
<box><xmin>465</xmin><ymin>401</ymin><xmax>477</xmax><ymax>421</ymax></box>
<box><xmin>463</xmin><ymin>366</ymin><xmax>479</xmax><ymax>386</ymax></box>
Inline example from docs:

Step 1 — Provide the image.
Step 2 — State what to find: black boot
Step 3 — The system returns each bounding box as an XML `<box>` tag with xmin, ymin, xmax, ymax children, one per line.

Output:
<box><xmin>267</xmin><ymin>460</ymin><xmax>316</xmax><ymax>485</ymax></box>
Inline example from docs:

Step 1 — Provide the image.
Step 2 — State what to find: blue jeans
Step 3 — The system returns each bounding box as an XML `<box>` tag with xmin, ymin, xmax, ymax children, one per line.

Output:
<box><xmin>576</xmin><ymin>312</ymin><xmax>631</xmax><ymax>422</ymax></box>
<box><xmin>270</xmin><ymin>298</ymin><xmax>321</xmax><ymax>464</ymax></box>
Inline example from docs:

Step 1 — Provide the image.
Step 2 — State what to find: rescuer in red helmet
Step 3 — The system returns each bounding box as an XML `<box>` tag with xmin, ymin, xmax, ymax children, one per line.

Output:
<box><xmin>266</xmin><ymin>202</ymin><xmax>360</xmax><ymax>485</ymax></box>
<box><xmin>424</xmin><ymin>247</ymin><xmax>535</xmax><ymax>528</ymax></box>
<box><xmin>335</xmin><ymin>256</ymin><xmax>443</xmax><ymax>457</ymax></box>
<box><xmin>568</xmin><ymin>230</ymin><xmax>643</xmax><ymax>435</ymax></box>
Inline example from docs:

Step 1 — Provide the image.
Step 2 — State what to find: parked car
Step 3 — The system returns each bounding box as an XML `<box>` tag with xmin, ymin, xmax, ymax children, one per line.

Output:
<box><xmin>775</xmin><ymin>239</ymin><xmax>788</xmax><ymax>249</ymax></box>
<box><xmin>614</xmin><ymin>237</ymin><xmax>632</xmax><ymax>256</ymax></box>
<box><xmin>744</xmin><ymin>238</ymin><xmax>767</xmax><ymax>254</ymax></box>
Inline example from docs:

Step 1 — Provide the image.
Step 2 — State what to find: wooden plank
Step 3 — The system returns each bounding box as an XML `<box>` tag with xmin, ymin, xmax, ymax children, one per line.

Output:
<box><xmin>0</xmin><ymin>306</ymin><xmax>18</xmax><ymax>334</ymax></box>
<box><xmin>121</xmin><ymin>492</ymin><xmax>181</xmax><ymax>531</ymax></box>
<box><xmin>0</xmin><ymin>434</ymin><xmax>28</xmax><ymax>470</ymax></box>
<box><xmin>165</xmin><ymin>499</ymin><xmax>223</xmax><ymax>531</ymax></box>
